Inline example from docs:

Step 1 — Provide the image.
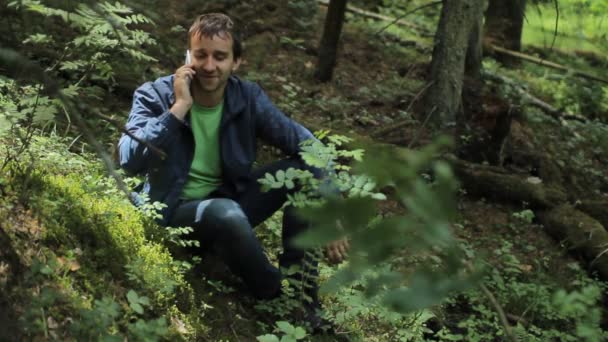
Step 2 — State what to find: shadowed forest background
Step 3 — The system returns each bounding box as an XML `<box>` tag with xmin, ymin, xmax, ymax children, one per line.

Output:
<box><xmin>1</xmin><ymin>0</ymin><xmax>608</xmax><ymax>341</ymax></box>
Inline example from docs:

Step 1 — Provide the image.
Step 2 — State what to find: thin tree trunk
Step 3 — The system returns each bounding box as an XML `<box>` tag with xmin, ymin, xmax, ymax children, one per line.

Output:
<box><xmin>424</xmin><ymin>0</ymin><xmax>485</xmax><ymax>126</ymax></box>
<box><xmin>316</xmin><ymin>0</ymin><xmax>348</xmax><ymax>82</ymax></box>
<box><xmin>484</xmin><ymin>0</ymin><xmax>526</xmax><ymax>66</ymax></box>
<box><xmin>465</xmin><ymin>2</ymin><xmax>486</xmax><ymax>80</ymax></box>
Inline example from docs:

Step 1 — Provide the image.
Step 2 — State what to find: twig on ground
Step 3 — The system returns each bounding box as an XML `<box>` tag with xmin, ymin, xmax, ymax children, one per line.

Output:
<box><xmin>480</xmin><ymin>283</ymin><xmax>517</xmax><ymax>342</ymax></box>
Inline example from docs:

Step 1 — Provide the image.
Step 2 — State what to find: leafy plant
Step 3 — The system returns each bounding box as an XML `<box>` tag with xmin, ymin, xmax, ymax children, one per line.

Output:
<box><xmin>261</xmin><ymin>133</ymin><xmax>476</xmax><ymax>322</ymax></box>
<box><xmin>126</xmin><ymin>289</ymin><xmax>151</xmax><ymax>315</ymax></box>
<box><xmin>257</xmin><ymin>321</ymin><xmax>308</xmax><ymax>342</ymax></box>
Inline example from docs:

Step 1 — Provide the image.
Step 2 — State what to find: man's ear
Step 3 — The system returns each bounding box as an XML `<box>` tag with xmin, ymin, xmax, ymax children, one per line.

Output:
<box><xmin>232</xmin><ymin>58</ymin><xmax>242</xmax><ymax>72</ymax></box>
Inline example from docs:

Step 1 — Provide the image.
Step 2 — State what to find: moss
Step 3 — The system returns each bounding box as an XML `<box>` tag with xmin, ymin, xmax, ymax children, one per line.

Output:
<box><xmin>538</xmin><ymin>205</ymin><xmax>608</xmax><ymax>281</ymax></box>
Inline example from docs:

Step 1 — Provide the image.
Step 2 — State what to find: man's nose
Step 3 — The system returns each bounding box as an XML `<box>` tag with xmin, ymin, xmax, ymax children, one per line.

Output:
<box><xmin>202</xmin><ymin>57</ymin><xmax>215</xmax><ymax>72</ymax></box>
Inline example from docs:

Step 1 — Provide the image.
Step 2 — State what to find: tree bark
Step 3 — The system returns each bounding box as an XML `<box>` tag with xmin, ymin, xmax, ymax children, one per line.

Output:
<box><xmin>484</xmin><ymin>0</ymin><xmax>526</xmax><ymax>66</ymax></box>
<box><xmin>423</xmin><ymin>0</ymin><xmax>486</xmax><ymax>126</ymax></box>
<box><xmin>465</xmin><ymin>2</ymin><xmax>486</xmax><ymax>80</ymax></box>
<box><xmin>316</xmin><ymin>0</ymin><xmax>348</xmax><ymax>82</ymax></box>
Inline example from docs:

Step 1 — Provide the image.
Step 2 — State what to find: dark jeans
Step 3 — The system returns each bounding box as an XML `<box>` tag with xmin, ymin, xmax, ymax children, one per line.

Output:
<box><xmin>168</xmin><ymin>158</ymin><xmax>319</xmax><ymax>300</ymax></box>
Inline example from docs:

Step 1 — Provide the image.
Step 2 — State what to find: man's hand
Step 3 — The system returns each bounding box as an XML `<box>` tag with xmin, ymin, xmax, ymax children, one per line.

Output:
<box><xmin>170</xmin><ymin>64</ymin><xmax>196</xmax><ymax>121</ymax></box>
<box><xmin>325</xmin><ymin>237</ymin><xmax>350</xmax><ymax>265</ymax></box>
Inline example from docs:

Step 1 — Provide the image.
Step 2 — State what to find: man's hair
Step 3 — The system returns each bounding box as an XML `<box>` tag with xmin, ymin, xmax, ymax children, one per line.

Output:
<box><xmin>188</xmin><ymin>13</ymin><xmax>242</xmax><ymax>60</ymax></box>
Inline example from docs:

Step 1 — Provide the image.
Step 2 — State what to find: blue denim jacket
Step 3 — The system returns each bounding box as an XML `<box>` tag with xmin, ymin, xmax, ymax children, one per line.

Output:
<box><xmin>118</xmin><ymin>75</ymin><xmax>315</xmax><ymax>224</ymax></box>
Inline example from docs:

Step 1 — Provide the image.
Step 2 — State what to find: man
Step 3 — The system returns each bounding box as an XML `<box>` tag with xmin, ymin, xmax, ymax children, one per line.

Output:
<box><xmin>118</xmin><ymin>13</ymin><xmax>348</xmax><ymax>330</ymax></box>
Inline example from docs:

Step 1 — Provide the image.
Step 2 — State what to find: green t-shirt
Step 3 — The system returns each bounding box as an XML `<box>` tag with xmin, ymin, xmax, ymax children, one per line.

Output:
<box><xmin>180</xmin><ymin>101</ymin><xmax>223</xmax><ymax>200</ymax></box>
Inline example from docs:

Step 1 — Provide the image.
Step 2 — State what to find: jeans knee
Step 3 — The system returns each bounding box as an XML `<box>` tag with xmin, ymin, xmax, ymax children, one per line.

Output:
<box><xmin>205</xmin><ymin>199</ymin><xmax>252</xmax><ymax>240</ymax></box>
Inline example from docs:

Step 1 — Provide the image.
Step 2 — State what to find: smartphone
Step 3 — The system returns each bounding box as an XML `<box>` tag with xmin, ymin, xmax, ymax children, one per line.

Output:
<box><xmin>184</xmin><ymin>50</ymin><xmax>192</xmax><ymax>87</ymax></box>
<box><xmin>185</xmin><ymin>49</ymin><xmax>192</xmax><ymax>64</ymax></box>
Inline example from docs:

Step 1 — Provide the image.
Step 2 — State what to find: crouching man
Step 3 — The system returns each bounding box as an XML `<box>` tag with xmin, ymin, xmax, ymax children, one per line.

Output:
<box><xmin>118</xmin><ymin>13</ymin><xmax>349</xmax><ymax>332</ymax></box>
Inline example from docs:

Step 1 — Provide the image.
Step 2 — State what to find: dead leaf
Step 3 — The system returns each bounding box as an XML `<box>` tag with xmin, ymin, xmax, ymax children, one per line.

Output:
<box><xmin>47</xmin><ymin>316</ymin><xmax>58</xmax><ymax>329</ymax></box>
<box><xmin>520</xmin><ymin>264</ymin><xmax>533</xmax><ymax>272</ymax></box>
<box><xmin>57</xmin><ymin>257</ymin><xmax>80</xmax><ymax>272</ymax></box>
<box><xmin>171</xmin><ymin>316</ymin><xmax>188</xmax><ymax>334</ymax></box>
<box><xmin>68</xmin><ymin>260</ymin><xmax>81</xmax><ymax>272</ymax></box>
<box><xmin>304</xmin><ymin>61</ymin><xmax>313</xmax><ymax>69</ymax></box>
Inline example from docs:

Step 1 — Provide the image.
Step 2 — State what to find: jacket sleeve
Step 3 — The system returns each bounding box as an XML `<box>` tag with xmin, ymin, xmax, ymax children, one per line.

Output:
<box><xmin>117</xmin><ymin>82</ymin><xmax>183</xmax><ymax>175</ymax></box>
<box><xmin>253</xmin><ymin>84</ymin><xmax>315</xmax><ymax>156</ymax></box>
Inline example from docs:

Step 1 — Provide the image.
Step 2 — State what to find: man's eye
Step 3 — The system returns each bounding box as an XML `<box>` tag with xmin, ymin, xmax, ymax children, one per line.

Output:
<box><xmin>215</xmin><ymin>55</ymin><xmax>227</xmax><ymax>61</ymax></box>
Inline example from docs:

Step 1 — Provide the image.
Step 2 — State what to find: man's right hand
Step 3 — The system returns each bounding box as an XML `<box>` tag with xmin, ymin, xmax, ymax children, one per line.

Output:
<box><xmin>170</xmin><ymin>64</ymin><xmax>196</xmax><ymax>121</ymax></box>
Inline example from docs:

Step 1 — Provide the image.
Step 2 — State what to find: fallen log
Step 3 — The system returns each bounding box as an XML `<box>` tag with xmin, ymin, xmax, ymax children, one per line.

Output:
<box><xmin>537</xmin><ymin>205</ymin><xmax>608</xmax><ymax>281</ymax></box>
<box><xmin>578</xmin><ymin>200</ymin><xmax>608</xmax><ymax>231</ymax></box>
<box><xmin>447</xmin><ymin>155</ymin><xmax>567</xmax><ymax>208</ymax></box>
<box><xmin>487</xmin><ymin>44</ymin><xmax>608</xmax><ymax>85</ymax></box>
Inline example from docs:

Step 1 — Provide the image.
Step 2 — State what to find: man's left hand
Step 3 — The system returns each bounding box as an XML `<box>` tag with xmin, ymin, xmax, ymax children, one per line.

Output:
<box><xmin>325</xmin><ymin>237</ymin><xmax>350</xmax><ymax>265</ymax></box>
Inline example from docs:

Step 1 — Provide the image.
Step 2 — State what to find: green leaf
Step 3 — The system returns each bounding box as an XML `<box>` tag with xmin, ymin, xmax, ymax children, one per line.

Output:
<box><xmin>126</xmin><ymin>289</ymin><xmax>138</xmax><ymax>304</ymax></box>
<box><xmin>293</xmin><ymin>327</ymin><xmax>307</xmax><ymax>339</ymax></box>
<box><xmin>354</xmin><ymin>176</ymin><xmax>366</xmax><ymax>189</ymax></box>
<box><xmin>276</xmin><ymin>321</ymin><xmax>295</xmax><ymax>334</ymax></box>
<box><xmin>256</xmin><ymin>334</ymin><xmax>280</xmax><ymax>342</ymax></box>
<box><xmin>285</xmin><ymin>179</ymin><xmax>295</xmax><ymax>189</ymax></box>
<box><xmin>130</xmin><ymin>302</ymin><xmax>144</xmax><ymax>314</ymax></box>
<box><xmin>264</xmin><ymin>173</ymin><xmax>275</xmax><ymax>183</ymax></box>
<box><xmin>138</xmin><ymin>296</ymin><xmax>150</xmax><ymax>306</ymax></box>
<box><xmin>61</xmin><ymin>84</ymin><xmax>80</xmax><ymax>98</ymax></box>
<box><xmin>40</xmin><ymin>265</ymin><xmax>54</xmax><ymax>275</ymax></box>
<box><xmin>371</xmin><ymin>193</ymin><xmax>387</xmax><ymax>200</ymax></box>
<box><xmin>363</xmin><ymin>181</ymin><xmax>375</xmax><ymax>192</ymax></box>
<box><xmin>276</xmin><ymin>170</ymin><xmax>285</xmax><ymax>182</ymax></box>
<box><xmin>280</xmin><ymin>337</ymin><xmax>296</xmax><ymax>342</ymax></box>
<box><xmin>285</xmin><ymin>167</ymin><xmax>296</xmax><ymax>179</ymax></box>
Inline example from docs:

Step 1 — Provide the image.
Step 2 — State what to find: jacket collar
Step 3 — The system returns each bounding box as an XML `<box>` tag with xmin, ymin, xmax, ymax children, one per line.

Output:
<box><xmin>222</xmin><ymin>76</ymin><xmax>246</xmax><ymax>123</ymax></box>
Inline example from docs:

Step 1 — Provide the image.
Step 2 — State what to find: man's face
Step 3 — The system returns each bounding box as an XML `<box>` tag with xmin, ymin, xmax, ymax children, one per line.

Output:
<box><xmin>189</xmin><ymin>32</ymin><xmax>241</xmax><ymax>95</ymax></box>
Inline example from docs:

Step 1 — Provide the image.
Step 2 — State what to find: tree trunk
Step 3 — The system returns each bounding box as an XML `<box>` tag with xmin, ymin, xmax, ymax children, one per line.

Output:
<box><xmin>484</xmin><ymin>0</ymin><xmax>526</xmax><ymax>66</ymax></box>
<box><xmin>315</xmin><ymin>0</ymin><xmax>348</xmax><ymax>82</ymax></box>
<box><xmin>424</xmin><ymin>0</ymin><xmax>486</xmax><ymax>126</ymax></box>
<box><xmin>465</xmin><ymin>2</ymin><xmax>486</xmax><ymax>80</ymax></box>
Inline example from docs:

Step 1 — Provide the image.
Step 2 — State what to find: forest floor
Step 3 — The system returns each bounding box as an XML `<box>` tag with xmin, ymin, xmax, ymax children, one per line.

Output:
<box><xmin>2</xmin><ymin>1</ymin><xmax>608</xmax><ymax>341</ymax></box>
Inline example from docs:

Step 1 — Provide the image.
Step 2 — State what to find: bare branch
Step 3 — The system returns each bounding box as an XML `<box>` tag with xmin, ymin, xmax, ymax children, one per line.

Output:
<box><xmin>374</xmin><ymin>1</ymin><xmax>442</xmax><ymax>36</ymax></box>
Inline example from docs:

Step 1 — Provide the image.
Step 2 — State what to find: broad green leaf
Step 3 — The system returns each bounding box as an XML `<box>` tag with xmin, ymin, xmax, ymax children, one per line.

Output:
<box><xmin>285</xmin><ymin>167</ymin><xmax>296</xmax><ymax>179</ymax></box>
<box><xmin>285</xmin><ymin>179</ymin><xmax>295</xmax><ymax>189</ymax></box>
<box><xmin>138</xmin><ymin>296</ymin><xmax>150</xmax><ymax>306</ymax></box>
<box><xmin>130</xmin><ymin>302</ymin><xmax>144</xmax><ymax>314</ymax></box>
<box><xmin>265</xmin><ymin>173</ymin><xmax>275</xmax><ymax>183</ymax></box>
<box><xmin>371</xmin><ymin>193</ymin><xmax>387</xmax><ymax>200</ymax></box>
<box><xmin>126</xmin><ymin>289</ymin><xmax>138</xmax><ymax>304</ymax></box>
<box><xmin>354</xmin><ymin>176</ymin><xmax>367</xmax><ymax>189</ymax></box>
<box><xmin>257</xmin><ymin>335</ymin><xmax>279</xmax><ymax>342</ymax></box>
<box><xmin>362</xmin><ymin>181</ymin><xmax>375</xmax><ymax>192</ymax></box>
<box><xmin>293</xmin><ymin>327</ymin><xmax>307</xmax><ymax>339</ymax></box>
<box><xmin>276</xmin><ymin>321</ymin><xmax>295</xmax><ymax>334</ymax></box>
<box><xmin>276</xmin><ymin>170</ymin><xmax>285</xmax><ymax>182</ymax></box>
